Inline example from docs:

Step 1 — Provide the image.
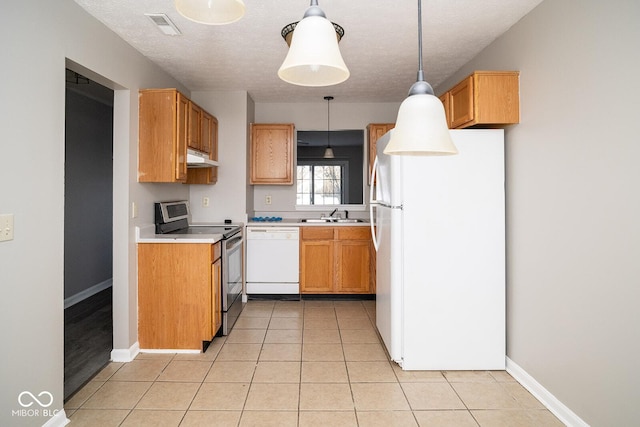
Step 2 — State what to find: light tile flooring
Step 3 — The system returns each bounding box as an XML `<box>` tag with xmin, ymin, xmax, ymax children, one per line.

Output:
<box><xmin>65</xmin><ymin>300</ymin><xmax>564</xmax><ymax>426</ymax></box>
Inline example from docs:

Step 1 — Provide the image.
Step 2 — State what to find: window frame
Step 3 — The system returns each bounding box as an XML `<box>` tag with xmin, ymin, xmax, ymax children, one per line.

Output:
<box><xmin>296</xmin><ymin>159</ymin><xmax>350</xmax><ymax>206</ymax></box>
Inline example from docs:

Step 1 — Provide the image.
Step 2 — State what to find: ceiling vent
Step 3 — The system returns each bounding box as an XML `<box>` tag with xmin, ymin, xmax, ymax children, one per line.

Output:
<box><xmin>145</xmin><ymin>13</ymin><xmax>182</xmax><ymax>36</ymax></box>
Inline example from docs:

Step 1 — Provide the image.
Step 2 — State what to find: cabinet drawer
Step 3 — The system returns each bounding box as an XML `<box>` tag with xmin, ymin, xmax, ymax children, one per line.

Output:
<box><xmin>212</xmin><ymin>241</ymin><xmax>221</xmax><ymax>262</ymax></box>
<box><xmin>301</xmin><ymin>227</ymin><xmax>334</xmax><ymax>240</ymax></box>
<box><xmin>336</xmin><ymin>227</ymin><xmax>370</xmax><ymax>240</ymax></box>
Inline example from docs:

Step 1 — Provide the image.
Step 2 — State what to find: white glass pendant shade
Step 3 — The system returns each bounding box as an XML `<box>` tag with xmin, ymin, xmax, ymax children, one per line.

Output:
<box><xmin>175</xmin><ymin>0</ymin><xmax>245</xmax><ymax>25</ymax></box>
<box><xmin>323</xmin><ymin>146</ymin><xmax>335</xmax><ymax>158</ymax></box>
<box><xmin>384</xmin><ymin>94</ymin><xmax>458</xmax><ymax>156</ymax></box>
<box><xmin>278</xmin><ymin>16</ymin><xmax>350</xmax><ymax>87</ymax></box>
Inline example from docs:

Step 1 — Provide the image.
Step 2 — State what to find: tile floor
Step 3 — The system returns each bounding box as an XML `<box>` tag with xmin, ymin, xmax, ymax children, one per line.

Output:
<box><xmin>65</xmin><ymin>299</ymin><xmax>564</xmax><ymax>426</ymax></box>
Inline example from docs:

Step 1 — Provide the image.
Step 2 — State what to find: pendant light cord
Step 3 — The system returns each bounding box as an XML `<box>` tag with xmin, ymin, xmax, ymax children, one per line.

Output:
<box><xmin>417</xmin><ymin>0</ymin><xmax>424</xmax><ymax>81</ymax></box>
<box><xmin>408</xmin><ymin>0</ymin><xmax>433</xmax><ymax>96</ymax></box>
<box><xmin>323</xmin><ymin>96</ymin><xmax>334</xmax><ymax>158</ymax></box>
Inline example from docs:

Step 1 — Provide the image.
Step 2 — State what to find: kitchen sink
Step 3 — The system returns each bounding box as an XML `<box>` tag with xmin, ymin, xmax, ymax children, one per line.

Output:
<box><xmin>299</xmin><ymin>218</ymin><xmax>365</xmax><ymax>223</ymax></box>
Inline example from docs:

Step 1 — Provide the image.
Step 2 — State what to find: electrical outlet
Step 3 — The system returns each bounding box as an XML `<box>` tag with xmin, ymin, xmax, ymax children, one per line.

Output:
<box><xmin>265</xmin><ymin>195</ymin><xmax>272</xmax><ymax>205</ymax></box>
<box><xmin>131</xmin><ymin>202</ymin><xmax>138</xmax><ymax>219</ymax></box>
<box><xmin>202</xmin><ymin>197</ymin><xmax>210</xmax><ymax>207</ymax></box>
<box><xmin>0</xmin><ymin>214</ymin><xmax>14</xmax><ymax>242</ymax></box>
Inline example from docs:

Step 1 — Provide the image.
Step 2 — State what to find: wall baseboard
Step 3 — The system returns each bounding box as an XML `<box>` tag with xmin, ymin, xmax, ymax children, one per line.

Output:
<box><xmin>41</xmin><ymin>409</ymin><xmax>70</xmax><ymax>426</ymax></box>
<box><xmin>64</xmin><ymin>278</ymin><xmax>112</xmax><ymax>309</ymax></box>
<box><xmin>111</xmin><ymin>342</ymin><xmax>140</xmax><ymax>362</ymax></box>
<box><xmin>140</xmin><ymin>348</ymin><xmax>201</xmax><ymax>354</ymax></box>
<box><xmin>506</xmin><ymin>357</ymin><xmax>589</xmax><ymax>427</ymax></box>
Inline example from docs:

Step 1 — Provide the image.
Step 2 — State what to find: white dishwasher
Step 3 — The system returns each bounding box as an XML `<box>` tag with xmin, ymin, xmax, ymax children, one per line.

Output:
<box><xmin>246</xmin><ymin>226</ymin><xmax>300</xmax><ymax>295</ymax></box>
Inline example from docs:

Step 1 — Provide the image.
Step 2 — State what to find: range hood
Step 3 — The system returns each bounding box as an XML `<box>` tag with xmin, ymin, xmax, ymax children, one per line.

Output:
<box><xmin>187</xmin><ymin>149</ymin><xmax>218</xmax><ymax>168</ymax></box>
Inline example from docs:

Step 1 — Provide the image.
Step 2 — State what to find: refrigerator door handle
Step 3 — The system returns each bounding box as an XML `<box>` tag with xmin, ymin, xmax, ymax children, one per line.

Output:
<box><xmin>369</xmin><ymin>156</ymin><xmax>381</xmax><ymax>252</ymax></box>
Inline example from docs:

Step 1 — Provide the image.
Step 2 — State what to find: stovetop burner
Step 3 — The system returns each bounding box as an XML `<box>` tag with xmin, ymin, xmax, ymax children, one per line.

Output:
<box><xmin>154</xmin><ymin>201</ymin><xmax>241</xmax><ymax>239</ymax></box>
<box><xmin>167</xmin><ymin>225</ymin><xmax>240</xmax><ymax>239</ymax></box>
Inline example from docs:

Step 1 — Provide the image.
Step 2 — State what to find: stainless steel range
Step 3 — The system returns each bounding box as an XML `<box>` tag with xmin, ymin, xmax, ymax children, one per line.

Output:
<box><xmin>155</xmin><ymin>201</ymin><xmax>245</xmax><ymax>335</ymax></box>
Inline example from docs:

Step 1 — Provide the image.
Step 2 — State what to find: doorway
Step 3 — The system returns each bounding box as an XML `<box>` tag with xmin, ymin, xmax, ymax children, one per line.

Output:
<box><xmin>64</xmin><ymin>68</ymin><xmax>114</xmax><ymax>400</ymax></box>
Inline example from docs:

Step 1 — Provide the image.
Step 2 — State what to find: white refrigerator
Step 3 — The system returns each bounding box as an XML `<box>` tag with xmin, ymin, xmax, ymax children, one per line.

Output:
<box><xmin>370</xmin><ymin>129</ymin><xmax>505</xmax><ymax>370</ymax></box>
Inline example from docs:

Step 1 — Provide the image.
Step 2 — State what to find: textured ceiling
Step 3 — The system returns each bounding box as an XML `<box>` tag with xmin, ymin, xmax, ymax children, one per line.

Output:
<box><xmin>74</xmin><ymin>0</ymin><xmax>543</xmax><ymax>103</ymax></box>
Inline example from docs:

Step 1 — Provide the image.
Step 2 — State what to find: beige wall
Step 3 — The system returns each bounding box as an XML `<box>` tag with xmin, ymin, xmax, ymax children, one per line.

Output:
<box><xmin>189</xmin><ymin>91</ymin><xmax>253</xmax><ymax>224</ymax></box>
<box><xmin>437</xmin><ymin>0</ymin><xmax>640</xmax><ymax>425</ymax></box>
<box><xmin>0</xmin><ymin>1</ymin><xmax>187</xmax><ymax>424</ymax></box>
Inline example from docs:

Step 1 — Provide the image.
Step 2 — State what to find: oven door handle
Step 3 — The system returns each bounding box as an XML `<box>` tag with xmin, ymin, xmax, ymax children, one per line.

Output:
<box><xmin>226</xmin><ymin>235</ymin><xmax>243</xmax><ymax>251</ymax></box>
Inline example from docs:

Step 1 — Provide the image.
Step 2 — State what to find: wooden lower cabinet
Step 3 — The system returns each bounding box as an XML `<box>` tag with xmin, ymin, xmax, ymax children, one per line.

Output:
<box><xmin>335</xmin><ymin>240</ymin><xmax>371</xmax><ymax>293</ymax></box>
<box><xmin>138</xmin><ymin>242</ymin><xmax>222</xmax><ymax>350</ymax></box>
<box><xmin>300</xmin><ymin>226</ymin><xmax>375</xmax><ymax>294</ymax></box>
<box><xmin>300</xmin><ymin>240</ymin><xmax>334</xmax><ymax>293</ymax></box>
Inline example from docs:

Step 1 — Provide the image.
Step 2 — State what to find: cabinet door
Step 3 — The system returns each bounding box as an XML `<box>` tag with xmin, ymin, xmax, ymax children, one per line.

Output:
<box><xmin>439</xmin><ymin>92</ymin><xmax>451</xmax><ymax>129</ymax></box>
<box><xmin>250</xmin><ymin>124</ymin><xmax>294</xmax><ymax>185</ymax></box>
<box><xmin>300</xmin><ymin>240</ymin><xmax>334</xmax><ymax>293</ymax></box>
<box><xmin>367</xmin><ymin>124</ymin><xmax>394</xmax><ymax>185</ymax></box>
<box><xmin>336</xmin><ymin>240</ymin><xmax>371</xmax><ymax>293</ymax></box>
<box><xmin>212</xmin><ymin>257</ymin><xmax>222</xmax><ymax>335</ymax></box>
<box><xmin>139</xmin><ymin>89</ymin><xmax>187</xmax><ymax>183</ymax></box>
<box><xmin>449</xmin><ymin>75</ymin><xmax>474</xmax><ymax>129</ymax></box>
<box><xmin>188</xmin><ymin>102</ymin><xmax>202</xmax><ymax>151</ymax></box>
<box><xmin>176</xmin><ymin>93</ymin><xmax>189</xmax><ymax>182</ymax></box>
<box><xmin>473</xmin><ymin>72</ymin><xmax>520</xmax><ymax>125</ymax></box>
<box><xmin>208</xmin><ymin>113</ymin><xmax>218</xmax><ymax>183</ymax></box>
<box><xmin>138</xmin><ymin>243</ymin><xmax>211</xmax><ymax>349</ymax></box>
<box><xmin>187</xmin><ymin>112</ymin><xmax>218</xmax><ymax>185</ymax></box>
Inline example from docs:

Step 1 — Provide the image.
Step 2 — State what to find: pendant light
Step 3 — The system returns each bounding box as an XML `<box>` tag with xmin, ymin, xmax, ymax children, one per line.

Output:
<box><xmin>383</xmin><ymin>0</ymin><xmax>458</xmax><ymax>156</ymax></box>
<box><xmin>278</xmin><ymin>0</ymin><xmax>350</xmax><ymax>87</ymax></box>
<box><xmin>323</xmin><ymin>96</ymin><xmax>335</xmax><ymax>158</ymax></box>
<box><xmin>175</xmin><ymin>0</ymin><xmax>245</xmax><ymax>25</ymax></box>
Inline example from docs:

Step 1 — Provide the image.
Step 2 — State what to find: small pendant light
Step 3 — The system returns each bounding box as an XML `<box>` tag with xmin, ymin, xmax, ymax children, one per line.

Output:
<box><xmin>323</xmin><ymin>96</ymin><xmax>335</xmax><ymax>158</ymax></box>
<box><xmin>175</xmin><ymin>0</ymin><xmax>245</xmax><ymax>25</ymax></box>
<box><xmin>278</xmin><ymin>0</ymin><xmax>350</xmax><ymax>87</ymax></box>
<box><xmin>383</xmin><ymin>0</ymin><xmax>458</xmax><ymax>156</ymax></box>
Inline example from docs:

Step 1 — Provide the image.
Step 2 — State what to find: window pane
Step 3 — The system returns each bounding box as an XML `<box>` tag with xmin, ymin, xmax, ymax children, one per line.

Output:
<box><xmin>296</xmin><ymin>164</ymin><xmax>343</xmax><ymax>206</ymax></box>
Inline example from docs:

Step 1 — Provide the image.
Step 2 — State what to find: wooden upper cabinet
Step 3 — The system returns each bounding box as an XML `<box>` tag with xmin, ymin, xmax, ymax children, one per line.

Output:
<box><xmin>186</xmin><ymin>111</ymin><xmax>218</xmax><ymax>185</ymax></box>
<box><xmin>439</xmin><ymin>92</ymin><xmax>451</xmax><ymax>128</ymax></box>
<box><xmin>444</xmin><ymin>71</ymin><xmax>520</xmax><ymax>129</ymax></box>
<box><xmin>367</xmin><ymin>123</ymin><xmax>395</xmax><ymax>185</ymax></box>
<box><xmin>139</xmin><ymin>89</ymin><xmax>188</xmax><ymax>183</ymax></box>
<box><xmin>250</xmin><ymin>123</ymin><xmax>294</xmax><ymax>185</ymax></box>
<box><xmin>139</xmin><ymin>88</ymin><xmax>219</xmax><ymax>185</ymax></box>
<box><xmin>188</xmin><ymin>101</ymin><xmax>203</xmax><ymax>151</ymax></box>
<box><xmin>200</xmin><ymin>110</ymin><xmax>215</xmax><ymax>155</ymax></box>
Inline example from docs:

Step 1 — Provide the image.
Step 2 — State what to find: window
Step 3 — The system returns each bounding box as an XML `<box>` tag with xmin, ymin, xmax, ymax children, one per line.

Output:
<box><xmin>296</xmin><ymin>130</ymin><xmax>364</xmax><ymax>206</ymax></box>
<box><xmin>296</xmin><ymin>162</ymin><xmax>346</xmax><ymax>205</ymax></box>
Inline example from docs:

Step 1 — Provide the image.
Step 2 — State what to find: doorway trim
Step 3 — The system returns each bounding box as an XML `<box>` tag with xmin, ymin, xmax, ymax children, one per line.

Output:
<box><xmin>65</xmin><ymin>59</ymin><xmax>137</xmax><ymax>362</ymax></box>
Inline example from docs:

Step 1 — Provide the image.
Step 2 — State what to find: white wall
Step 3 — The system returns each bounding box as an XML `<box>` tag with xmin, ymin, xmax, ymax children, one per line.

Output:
<box><xmin>436</xmin><ymin>0</ymin><xmax>640</xmax><ymax>425</ymax></box>
<box><xmin>252</xmin><ymin>102</ymin><xmax>399</xmax><ymax>216</ymax></box>
<box><xmin>0</xmin><ymin>1</ymin><xmax>188</xmax><ymax>424</ymax></box>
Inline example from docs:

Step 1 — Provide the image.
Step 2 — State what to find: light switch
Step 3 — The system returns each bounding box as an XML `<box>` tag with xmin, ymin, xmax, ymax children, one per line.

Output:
<box><xmin>131</xmin><ymin>202</ymin><xmax>138</xmax><ymax>219</ymax></box>
<box><xmin>0</xmin><ymin>214</ymin><xmax>14</xmax><ymax>242</ymax></box>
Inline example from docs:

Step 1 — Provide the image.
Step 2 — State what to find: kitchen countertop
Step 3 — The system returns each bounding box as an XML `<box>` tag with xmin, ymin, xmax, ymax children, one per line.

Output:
<box><xmin>247</xmin><ymin>218</ymin><xmax>370</xmax><ymax>227</ymax></box>
<box><xmin>136</xmin><ymin>225</ymin><xmax>224</xmax><ymax>244</ymax></box>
